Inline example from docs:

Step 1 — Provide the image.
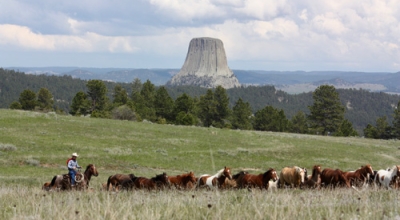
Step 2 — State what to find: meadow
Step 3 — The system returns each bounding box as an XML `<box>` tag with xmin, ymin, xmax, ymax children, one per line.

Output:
<box><xmin>0</xmin><ymin>109</ymin><xmax>400</xmax><ymax>219</ymax></box>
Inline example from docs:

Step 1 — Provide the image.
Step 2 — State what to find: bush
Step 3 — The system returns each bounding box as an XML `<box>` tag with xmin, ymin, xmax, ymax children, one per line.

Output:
<box><xmin>111</xmin><ymin>105</ymin><xmax>136</xmax><ymax>121</ymax></box>
<box><xmin>9</xmin><ymin>101</ymin><xmax>22</xmax><ymax>110</ymax></box>
<box><xmin>0</xmin><ymin>143</ymin><xmax>17</xmax><ymax>151</ymax></box>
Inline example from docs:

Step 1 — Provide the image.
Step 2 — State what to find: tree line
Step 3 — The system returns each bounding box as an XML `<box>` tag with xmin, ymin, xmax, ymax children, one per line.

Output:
<box><xmin>1</xmin><ymin>68</ymin><xmax>399</xmax><ymax>138</ymax></box>
<box><xmin>9</xmin><ymin>77</ymin><xmax>400</xmax><ymax>139</ymax></box>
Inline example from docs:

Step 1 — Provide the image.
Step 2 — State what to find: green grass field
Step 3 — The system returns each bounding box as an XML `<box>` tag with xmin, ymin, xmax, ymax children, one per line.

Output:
<box><xmin>1</xmin><ymin>109</ymin><xmax>400</xmax><ymax>219</ymax></box>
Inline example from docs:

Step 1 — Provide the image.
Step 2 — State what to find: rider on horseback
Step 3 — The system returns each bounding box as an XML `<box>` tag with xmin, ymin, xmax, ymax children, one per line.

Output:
<box><xmin>67</xmin><ymin>153</ymin><xmax>81</xmax><ymax>187</ymax></box>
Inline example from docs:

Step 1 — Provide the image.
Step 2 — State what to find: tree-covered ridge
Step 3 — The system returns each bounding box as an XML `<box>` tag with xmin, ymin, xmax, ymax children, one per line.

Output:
<box><xmin>1</xmin><ymin>68</ymin><xmax>399</xmax><ymax>135</ymax></box>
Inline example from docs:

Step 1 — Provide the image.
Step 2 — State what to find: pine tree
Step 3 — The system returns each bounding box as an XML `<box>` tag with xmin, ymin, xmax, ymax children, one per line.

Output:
<box><xmin>37</xmin><ymin>88</ymin><xmax>54</xmax><ymax>111</ymax></box>
<box><xmin>392</xmin><ymin>101</ymin><xmax>400</xmax><ymax>139</ymax></box>
<box><xmin>335</xmin><ymin>119</ymin><xmax>358</xmax><ymax>137</ymax></box>
<box><xmin>113</xmin><ymin>84</ymin><xmax>129</xmax><ymax>106</ymax></box>
<box><xmin>213</xmin><ymin>86</ymin><xmax>231</xmax><ymax>127</ymax></box>
<box><xmin>254</xmin><ymin>106</ymin><xmax>288</xmax><ymax>132</ymax></box>
<box><xmin>198</xmin><ymin>89</ymin><xmax>217</xmax><ymax>127</ymax></box>
<box><xmin>70</xmin><ymin>91</ymin><xmax>90</xmax><ymax>116</ymax></box>
<box><xmin>154</xmin><ymin>86</ymin><xmax>174</xmax><ymax>122</ymax></box>
<box><xmin>308</xmin><ymin>85</ymin><xmax>345</xmax><ymax>135</ymax></box>
<box><xmin>231</xmin><ymin>98</ymin><xmax>253</xmax><ymax>130</ymax></box>
<box><xmin>19</xmin><ymin>89</ymin><xmax>37</xmax><ymax>110</ymax></box>
<box><xmin>86</xmin><ymin>80</ymin><xmax>108</xmax><ymax>112</ymax></box>
<box><xmin>289</xmin><ymin>111</ymin><xmax>308</xmax><ymax>134</ymax></box>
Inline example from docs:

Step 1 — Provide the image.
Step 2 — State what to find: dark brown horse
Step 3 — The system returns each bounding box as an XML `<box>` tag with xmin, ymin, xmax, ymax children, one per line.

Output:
<box><xmin>134</xmin><ymin>172</ymin><xmax>170</xmax><ymax>190</ymax></box>
<box><xmin>236</xmin><ymin>168</ymin><xmax>278</xmax><ymax>190</ymax></box>
<box><xmin>343</xmin><ymin>164</ymin><xmax>374</xmax><ymax>187</ymax></box>
<box><xmin>320</xmin><ymin>168</ymin><xmax>350</xmax><ymax>188</ymax></box>
<box><xmin>304</xmin><ymin>165</ymin><xmax>322</xmax><ymax>189</ymax></box>
<box><xmin>119</xmin><ymin>174</ymin><xmax>138</xmax><ymax>191</ymax></box>
<box><xmin>220</xmin><ymin>171</ymin><xmax>249</xmax><ymax>189</ymax></box>
<box><xmin>107</xmin><ymin>173</ymin><xmax>136</xmax><ymax>191</ymax></box>
<box><xmin>50</xmin><ymin>164</ymin><xmax>99</xmax><ymax>191</ymax></box>
<box><xmin>197</xmin><ymin>167</ymin><xmax>233</xmax><ymax>189</ymax></box>
<box><xmin>168</xmin><ymin>172</ymin><xmax>197</xmax><ymax>190</ymax></box>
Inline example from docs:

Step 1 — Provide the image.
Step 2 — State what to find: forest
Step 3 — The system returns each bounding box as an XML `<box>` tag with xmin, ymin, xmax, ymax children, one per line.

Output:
<box><xmin>1</xmin><ymin>68</ymin><xmax>399</xmax><ymax>136</ymax></box>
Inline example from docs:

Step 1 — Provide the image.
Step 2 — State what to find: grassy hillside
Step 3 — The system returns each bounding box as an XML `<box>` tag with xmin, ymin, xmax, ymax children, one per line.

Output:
<box><xmin>1</xmin><ymin>109</ymin><xmax>399</xmax><ymax>187</ymax></box>
<box><xmin>1</xmin><ymin>109</ymin><xmax>400</xmax><ymax>219</ymax></box>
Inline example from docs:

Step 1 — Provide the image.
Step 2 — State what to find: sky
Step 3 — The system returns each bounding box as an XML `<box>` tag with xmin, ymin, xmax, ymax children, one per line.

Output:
<box><xmin>0</xmin><ymin>0</ymin><xmax>399</xmax><ymax>72</ymax></box>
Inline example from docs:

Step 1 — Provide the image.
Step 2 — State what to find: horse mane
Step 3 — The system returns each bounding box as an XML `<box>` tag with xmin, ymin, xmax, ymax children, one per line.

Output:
<box><xmin>213</xmin><ymin>168</ymin><xmax>225</xmax><ymax>178</ymax></box>
<box><xmin>263</xmin><ymin>168</ymin><xmax>274</xmax><ymax>178</ymax></box>
<box><xmin>312</xmin><ymin>165</ymin><xmax>320</xmax><ymax>177</ymax></box>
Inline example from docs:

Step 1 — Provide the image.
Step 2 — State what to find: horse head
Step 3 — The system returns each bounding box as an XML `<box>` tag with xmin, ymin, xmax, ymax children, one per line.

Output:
<box><xmin>186</xmin><ymin>172</ymin><xmax>197</xmax><ymax>184</ymax></box>
<box><xmin>154</xmin><ymin>172</ymin><xmax>170</xmax><ymax>187</ymax></box>
<box><xmin>265</xmin><ymin>168</ymin><xmax>278</xmax><ymax>182</ymax></box>
<box><xmin>223</xmin><ymin>166</ymin><xmax>233</xmax><ymax>180</ymax></box>
<box><xmin>86</xmin><ymin>164</ymin><xmax>99</xmax><ymax>177</ymax></box>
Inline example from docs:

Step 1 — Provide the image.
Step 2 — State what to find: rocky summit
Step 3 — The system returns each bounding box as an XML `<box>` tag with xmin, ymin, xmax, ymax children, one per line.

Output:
<box><xmin>167</xmin><ymin>37</ymin><xmax>240</xmax><ymax>89</ymax></box>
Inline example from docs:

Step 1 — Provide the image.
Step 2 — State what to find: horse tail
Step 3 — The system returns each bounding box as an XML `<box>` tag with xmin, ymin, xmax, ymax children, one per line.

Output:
<box><xmin>50</xmin><ymin>175</ymin><xmax>57</xmax><ymax>187</ymax></box>
<box><xmin>106</xmin><ymin>175</ymin><xmax>113</xmax><ymax>191</ymax></box>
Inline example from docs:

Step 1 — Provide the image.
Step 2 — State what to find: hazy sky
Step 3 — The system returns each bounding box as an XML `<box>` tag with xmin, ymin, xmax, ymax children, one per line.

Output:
<box><xmin>0</xmin><ymin>0</ymin><xmax>399</xmax><ymax>72</ymax></box>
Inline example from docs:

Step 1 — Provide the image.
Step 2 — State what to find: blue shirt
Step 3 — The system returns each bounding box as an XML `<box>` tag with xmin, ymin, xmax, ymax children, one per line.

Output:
<box><xmin>68</xmin><ymin>159</ymin><xmax>79</xmax><ymax>170</ymax></box>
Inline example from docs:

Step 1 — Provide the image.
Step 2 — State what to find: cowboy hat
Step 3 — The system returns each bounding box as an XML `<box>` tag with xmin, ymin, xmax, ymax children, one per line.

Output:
<box><xmin>71</xmin><ymin>153</ymin><xmax>79</xmax><ymax>157</ymax></box>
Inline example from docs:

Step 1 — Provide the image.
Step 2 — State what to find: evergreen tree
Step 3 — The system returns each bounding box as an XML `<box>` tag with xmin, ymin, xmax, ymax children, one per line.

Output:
<box><xmin>130</xmin><ymin>78</ymin><xmax>142</xmax><ymax>100</ymax></box>
<box><xmin>173</xmin><ymin>93</ymin><xmax>197</xmax><ymax>126</ymax></box>
<box><xmin>113</xmin><ymin>84</ymin><xmax>128</xmax><ymax>106</ymax></box>
<box><xmin>231</xmin><ymin>98</ymin><xmax>253</xmax><ymax>130</ymax></box>
<box><xmin>86</xmin><ymin>80</ymin><xmax>108</xmax><ymax>112</ymax></box>
<box><xmin>9</xmin><ymin>101</ymin><xmax>22</xmax><ymax>109</ymax></box>
<box><xmin>19</xmin><ymin>89</ymin><xmax>37</xmax><ymax>110</ymax></box>
<box><xmin>308</xmin><ymin>85</ymin><xmax>345</xmax><ymax>135</ymax></box>
<box><xmin>70</xmin><ymin>91</ymin><xmax>90</xmax><ymax>116</ymax></box>
<box><xmin>364</xmin><ymin>124</ymin><xmax>378</xmax><ymax>138</ymax></box>
<box><xmin>335</xmin><ymin>119</ymin><xmax>359</xmax><ymax>137</ymax></box>
<box><xmin>134</xmin><ymin>80</ymin><xmax>156</xmax><ymax>121</ymax></box>
<box><xmin>37</xmin><ymin>88</ymin><xmax>54</xmax><ymax>111</ymax></box>
<box><xmin>392</xmin><ymin>101</ymin><xmax>400</xmax><ymax>139</ymax></box>
<box><xmin>154</xmin><ymin>86</ymin><xmax>174</xmax><ymax>122</ymax></box>
<box><xmin>254</xmin><ymin>106</ymin><xmax>288</xmax><ymax>132</ymax></box>
<box><xmin>214</xmin><ymin>86</ymin><xmax>231</xmax><ymax>127</ymax></box>
<box><xmin>289</xmin><ymin>111</ymin><xmax>308</xmax><ymax>134</ymax></box>
<box><xmin>197</xmin><ymin>89</ymin><xmax>218</xmax><ymax>127</ymax></box>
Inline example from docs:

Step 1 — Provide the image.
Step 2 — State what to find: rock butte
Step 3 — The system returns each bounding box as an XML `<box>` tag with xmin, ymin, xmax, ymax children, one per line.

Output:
<box><xmin>167</xmin><ymin>37</ymin><xmax>240</xmax><ymax>89</ymax></box>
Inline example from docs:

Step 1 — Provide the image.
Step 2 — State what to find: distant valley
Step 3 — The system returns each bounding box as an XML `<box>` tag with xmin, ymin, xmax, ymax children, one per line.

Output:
<box><xmin>6</xmin><ymin>67</ymin><xmax>400</xmax><ymax>94</ymax></box>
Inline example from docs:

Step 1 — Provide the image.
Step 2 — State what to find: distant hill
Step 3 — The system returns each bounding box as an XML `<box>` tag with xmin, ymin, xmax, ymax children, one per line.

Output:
<box><xmin>6</xmin><ymin>67</ymin><xmax>400</xmax><ymax>94</ymax></box>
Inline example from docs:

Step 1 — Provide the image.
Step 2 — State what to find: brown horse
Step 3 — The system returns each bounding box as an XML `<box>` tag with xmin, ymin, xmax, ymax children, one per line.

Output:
<box><xmin>168</xmin><ymin>172</ymin><xmax>197</xmax><ymax>190</ymax></box>
<box><xmin>343</xmin><ymin>164</ymin><xmax>374</xmax><ymax>187</ymax></box>
<box><xmin>304</xmin><ymin>165</ymin><xmax>322</xmax><ymax>189</ymax></box>
<box><xmin>119</xmin><ymin>174</ymin><xmax>138</xmax><ymax>191</ymax></box>
<box><xmin>134</xmin><ymin>172</ymin><xmax>170</xmax><ymax>190</ymax></box>
<box><xmin>236</xmin><ymin>168</ymin><xmax>278</xmax><ymax>190</ymax></box>
<box><xmin>107</xmin><ymin>173</ymin><xmax>136</xmax><ymax>191</ymax></box>
<box><xmin>320</xmin><ymin>168</ymin><xmax>350</xmax><ymax>188</ymax></box>
<box><xmin>51</xmin><ymin>164</ymin><xmax>99</xmax><ymax>191</ymax></box>
<box><xmin>220</xmin><ymin>171</ymin><xmax>249</xmax><ymax>189</ymax></box>
<box><xmin>197</xmin><ymin>167</ymin><xmax>233</xmax><ymax>189</ymax></box>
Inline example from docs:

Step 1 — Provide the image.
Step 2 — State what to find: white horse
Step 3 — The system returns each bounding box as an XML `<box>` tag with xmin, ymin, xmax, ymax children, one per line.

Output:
<box><xmin>197</xmin><ymin>167</ymin><xmax>232</xmax><ymax>189</ymax></box>
<box><xmin>374</xmin><ymin>165</ymin><xmax>400</xmax><ymax>189</ymax></box>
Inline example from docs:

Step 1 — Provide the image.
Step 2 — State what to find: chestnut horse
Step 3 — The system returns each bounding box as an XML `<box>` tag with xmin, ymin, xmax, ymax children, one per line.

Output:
<box><xmin>236</xmin><ymin>168</ymin><xmax>278</xmax><ymax>190</ymax></box>
<box><xmin>320</xmin><ymin>168</ymin><xmax>350</xmax><ymax>188</ymax></box>
<box><xmin>107</xmin><ymin>173</ymin><xmax>136</xmax><ymax>191</ymax></box>
<box><xmin>168</xmin><ymin>172</ymin><xmax>197</xmax><ymax>190</ymax></box>
<box><xmin>197</xmin><ymin>167</ymin><xmax>233</xmax><ymax>189</ymax></box>
<box><xmin>343</xmin><ymin>164</ymin><xmax>374</xmax><ymax>187</ymax></box>
<box><xmin>304</xmin><ymin>165</ymin><xmax>322</xmax><ymax>189</ymax></box>
<box><xmin>375</xmin><ymin>165</ymin><xmax>400</xmax><ymax>189</ymax></box>
<box><xmin>133</xmin><ymin>172</ymin><xmax>170</xmax><ymax>190</ymax></box>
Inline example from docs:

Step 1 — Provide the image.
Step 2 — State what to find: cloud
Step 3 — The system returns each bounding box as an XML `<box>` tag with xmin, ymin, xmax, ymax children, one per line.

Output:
<box><xmin>0</xmin><ymin>0</ymin><xmax>399</xmax><ymax>71</ymax></box>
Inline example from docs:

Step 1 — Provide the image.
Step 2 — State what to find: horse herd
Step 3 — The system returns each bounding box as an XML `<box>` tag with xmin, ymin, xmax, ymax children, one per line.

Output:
<box><xmin>42</xmin><ymin>164</ymin><xmax>400</xmax><ymax>192</ymax></box>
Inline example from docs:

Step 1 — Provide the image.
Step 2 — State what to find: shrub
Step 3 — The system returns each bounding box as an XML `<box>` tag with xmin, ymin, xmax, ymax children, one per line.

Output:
<box><xmin>0</xmin><ymin>143</ymin><xmax>17</xmax><ymax>151</ymax></box>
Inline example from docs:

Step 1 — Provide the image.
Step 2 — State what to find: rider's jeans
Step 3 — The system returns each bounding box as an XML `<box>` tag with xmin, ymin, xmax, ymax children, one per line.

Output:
<box><xmin>69</xmin><ymin>169</ymin><xmax>76</xmax><ymax>185</ymax></box>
